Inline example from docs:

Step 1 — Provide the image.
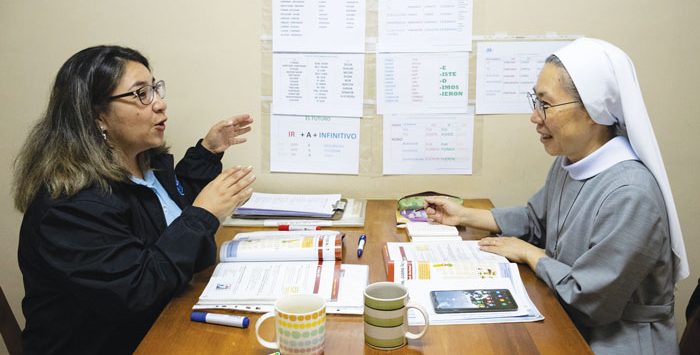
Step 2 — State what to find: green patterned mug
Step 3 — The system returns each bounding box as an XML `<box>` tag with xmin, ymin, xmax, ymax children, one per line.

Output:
<box><xmin>364</xmin><ymin>282</ymin><xmax>429</xmax><ymax>350</ymax></box>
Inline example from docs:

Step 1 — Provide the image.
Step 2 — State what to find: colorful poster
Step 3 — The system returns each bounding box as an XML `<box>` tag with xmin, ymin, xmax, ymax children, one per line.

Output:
<box><xmin>270</xmin><ymin>115</ymin><xmax>360</xmax><ymax>174</ymax></box>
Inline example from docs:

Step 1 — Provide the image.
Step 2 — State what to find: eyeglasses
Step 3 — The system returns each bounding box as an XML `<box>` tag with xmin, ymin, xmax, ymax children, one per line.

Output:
<box><xmin>527</xmin><ymin>92</ymin><xmax>580</xmax><ymax>121</ymax></box>
<box><xmin>109</xmin><ymin>80</ymin><xmax>166</xmax><ymax>105</ymax></box>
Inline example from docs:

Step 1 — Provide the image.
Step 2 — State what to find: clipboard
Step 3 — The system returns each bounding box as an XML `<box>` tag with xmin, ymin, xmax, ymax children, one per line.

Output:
<box><xmin>232</xmin><ymin>198</ymin><xmax>347</xmax><ymax>220</ymax></box>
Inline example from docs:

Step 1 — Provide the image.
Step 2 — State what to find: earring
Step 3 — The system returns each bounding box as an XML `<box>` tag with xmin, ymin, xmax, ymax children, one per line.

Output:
<box><xmin>100</xmin><ymin>127</ymin><xmax>107</xmax><ymax>140</ymax></box>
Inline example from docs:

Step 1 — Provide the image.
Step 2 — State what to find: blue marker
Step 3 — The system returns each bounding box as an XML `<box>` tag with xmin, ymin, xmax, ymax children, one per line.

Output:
<box><xmin>191</xmin><ymin>311</ymin><xmax>249</xmax><ymax>328</ymax></box>
<box><xmin>357</xmin><ymin>234</ymin><xmax>366</xmax><ymax>257</ymax></box>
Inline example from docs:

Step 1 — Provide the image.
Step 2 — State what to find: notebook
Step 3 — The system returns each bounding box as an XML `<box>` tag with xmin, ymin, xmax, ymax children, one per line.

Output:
<box><xmin>405</xmin><ymin>222</ymin><xmax>461</xmax><ymax>242</ymax></box>
<box><xmin>233</xmin><ymin>192</ymin><xmax>344</xmax><ymax>219</ymax></box>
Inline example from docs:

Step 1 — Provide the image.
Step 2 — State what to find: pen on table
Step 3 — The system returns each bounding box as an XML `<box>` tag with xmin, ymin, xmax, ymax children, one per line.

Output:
<box><xmin>357</xmin><ymin>234</ymin><xmax>366</xmax><ymax>257</ymax></box>
<box><xmin>191</xmin><ymin>311</ymin><xmax>249</xmax><ymax>328</ymax></box>
<box><xmin>278</xmin><ymin>225</ymin><xmax>321</xmax><ymax>231</ymax></box>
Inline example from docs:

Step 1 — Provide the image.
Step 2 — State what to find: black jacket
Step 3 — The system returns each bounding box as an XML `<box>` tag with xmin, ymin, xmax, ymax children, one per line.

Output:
<box><xmin>18</xmin><ymin>141</ymin><xmax>222</xmax><ymax>354</ymax></box>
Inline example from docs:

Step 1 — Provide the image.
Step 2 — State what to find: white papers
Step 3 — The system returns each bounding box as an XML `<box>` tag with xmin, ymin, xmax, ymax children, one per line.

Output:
<box><xmin>269</xmin><ymin>0</ymin><xmax>366</xmax><ymax>175</ymax></box>
<box><xmin>406</xmin><ymin>222</ymin><xmax>460</xmax><ymax>242</ymax></box>
<box><xmin>375</xmin><ymin>0</ymin><xmax>473</xmax><ymax>177</ymax></box>
<box><xmin>404</xmin><ymin>263</ymin><xmax>544</xmax><ymax>324</ymax></box>
<box><xmin>377</xmin><ymin>52</ymin><xmax>469</xmax><ymax>114</ymax></box>
<box><xmin>270</xmin><ymin>115</ymin><xmax>360</xmax><ymax>174</ymax></box>
<box><xmin>475</xmin><ymin>41</ymin><xmax>571</xmax><ymax>114</ymax></box>
<box><xmin>234</xmin><ymin>192</ymin><xmax>341</xmax><ymax>218</ymax></box>
<box><xmin>223</xmin><ymin>199</ymin><xmax>367</xmax><ymax>227</ymax></box>
<box><xmin>383</xmin><ymin>113</ymin><xmax>473</xmax><ymax>175</ymax></box>
<box><xmin>406</xmin><ymin>222</ymin><xmax>458</xmax><ymax>237</ymax></box>
<box><xmin>377</xmin><ymin>0</ymin><xmax>473</xmax><ymax>53</ymax></box>
<box><xmin>195</xmin><ymin>262</ymin><xmax>368</xmax><ymax>315</ymax></box>
<box><xmin>273</xmin><ymin>0</ymin><xmax>366</xmax><ymax>53</ymax></box>
<box><xmin>272</xmin><ymin>53</ymin><xmax>365</xmax><ymax>117</ymax></box>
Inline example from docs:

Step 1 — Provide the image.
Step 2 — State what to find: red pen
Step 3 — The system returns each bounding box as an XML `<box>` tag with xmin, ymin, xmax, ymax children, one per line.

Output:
<box><xmin>278</xmin><ymin>225</ymin><xmax>321</xmax><ymax>231</ymax></box>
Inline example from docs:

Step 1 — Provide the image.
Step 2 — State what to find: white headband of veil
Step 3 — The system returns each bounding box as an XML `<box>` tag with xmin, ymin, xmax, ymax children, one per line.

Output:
<box><xmin>554</xmin><ymin>38</ymin><xmax>688</xmax><ymax>284</ymax></box>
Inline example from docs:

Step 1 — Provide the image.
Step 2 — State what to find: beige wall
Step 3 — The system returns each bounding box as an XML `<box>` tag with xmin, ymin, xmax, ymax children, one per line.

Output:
<box><xmin>1</xmin><ymin>0</ymin><xmax>698</xmax><ymax>346</ymax></box>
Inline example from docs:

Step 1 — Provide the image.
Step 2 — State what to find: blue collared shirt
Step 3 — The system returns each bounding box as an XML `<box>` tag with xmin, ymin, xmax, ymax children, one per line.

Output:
<box><xmin>130</xmin><ymin>170</ymin><xmax>183</xmax><ymax>225</ymax></box>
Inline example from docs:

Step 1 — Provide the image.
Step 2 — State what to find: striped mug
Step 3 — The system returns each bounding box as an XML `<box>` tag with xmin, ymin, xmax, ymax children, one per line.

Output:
<box><xmin>255</xmin><ymin>294</ymin><xmax>326</xmax><ymax>355</ymax></box>
<box><xmin>364</xmin><ymin>282</ymin><xmax>429</xmax><ymax>350</ymax></box>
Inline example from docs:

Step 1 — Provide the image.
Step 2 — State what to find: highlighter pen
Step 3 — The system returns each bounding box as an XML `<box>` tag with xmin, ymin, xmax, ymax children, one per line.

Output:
<box><xmin>191</xmin><ymin>311</ymin><xmax>249</xmax><ymax>328</ymax></box>
<box><xmin>357</xmin><ymin>234</ymin><xmax>366</xmax><ymax>257</ymax></box>
<box><xmin>278</xmin><ymin>225</ymin><xmax>321</xmax><ymax>231</ymax></box>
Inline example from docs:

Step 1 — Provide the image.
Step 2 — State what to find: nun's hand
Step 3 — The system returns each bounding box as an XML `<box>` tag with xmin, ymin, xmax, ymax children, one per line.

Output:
<box><xmin>424</xmin><ymin>195</ymin><xmax>466</xmax><ymax>226</ymax></box>
<box><xmin>478</xmin><ymin>236</ymin><xmax>546</xmax><ymax>270</ymax></box>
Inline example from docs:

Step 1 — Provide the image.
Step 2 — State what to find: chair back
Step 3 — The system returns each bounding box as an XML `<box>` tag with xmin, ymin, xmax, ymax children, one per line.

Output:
<box><xmin>0</xmin><ymin>286</ymin><xmax>22</xmax><ymax>355</ymax></box>
<box><xmin>681</xmin><ymin>278</ymin><xmax>700</xmax><ymax>355</ymax></box>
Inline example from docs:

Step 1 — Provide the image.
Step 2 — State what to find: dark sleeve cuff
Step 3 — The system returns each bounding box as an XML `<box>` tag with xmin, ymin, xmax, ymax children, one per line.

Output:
<box><xmin>195</xmin><ymin>139</ymin><xmax>225</xmax><ymax>162</ymax></box>
<box><xmin>181</xmin><ymin>204</ymin><xmax>220</xmax><ymax>232</ymax></box>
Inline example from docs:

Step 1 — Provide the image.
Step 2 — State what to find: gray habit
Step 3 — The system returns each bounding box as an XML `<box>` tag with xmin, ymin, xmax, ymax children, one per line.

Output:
<box><xmin>492</xmin><ymin>156</ymin><xmax>677</xmax><ymax>355</ymax></box>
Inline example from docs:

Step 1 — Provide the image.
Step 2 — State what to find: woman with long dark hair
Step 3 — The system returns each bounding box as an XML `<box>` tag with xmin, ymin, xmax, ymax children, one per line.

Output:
<box><xmin>14</xmin><ymin>45</ymin><xmax>255</xmax><ymax>354</ymax></box>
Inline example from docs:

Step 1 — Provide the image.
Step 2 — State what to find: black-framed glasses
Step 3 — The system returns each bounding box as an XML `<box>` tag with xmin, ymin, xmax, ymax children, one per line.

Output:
<box><xmin>109</xmin><ymin>80</ymin><xmax>166</xmax><ymax>105</ymax></box>
<box><xmin>527</xmin><ymin>92</ymin><xmax>580</xmax><ymax>121</ymax></box>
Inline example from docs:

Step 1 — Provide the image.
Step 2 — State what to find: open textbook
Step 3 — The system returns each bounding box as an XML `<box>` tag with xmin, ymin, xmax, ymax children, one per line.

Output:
<box><xmin>194</xmin><ymin>231</ymin><xmax>368</xmax><ymax>315</ymax></box>
<box><xmin>383</xmin><ymin>241</ymin><xmax>544</xmax><ymax>324</ymax></box>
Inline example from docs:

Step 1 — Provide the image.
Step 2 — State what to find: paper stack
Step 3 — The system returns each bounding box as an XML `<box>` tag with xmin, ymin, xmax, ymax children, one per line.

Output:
<box><xmin>406</xmin><ymin>222</ymin><xmax>461</xmax><ymax>242</ymax></box>
<box><xmin>233</xmin><ymin>192</ymin><xmax>342</xmax><ymax>218</ymax></box>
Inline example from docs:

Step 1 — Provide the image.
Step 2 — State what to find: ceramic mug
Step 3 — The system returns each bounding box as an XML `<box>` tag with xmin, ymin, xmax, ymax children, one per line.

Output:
<box><xmin>364</xmin><ymin>282</ymin><xmax>429</xmax><ymax>350</ymax></box>
<box><xmin>255</xmin><ymin>294</ymin><xmax>326</xmax><ymax>355</ymax></box>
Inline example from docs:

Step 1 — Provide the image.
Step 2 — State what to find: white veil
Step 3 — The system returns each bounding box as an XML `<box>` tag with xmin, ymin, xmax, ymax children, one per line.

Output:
<box><xmin>554</xmin><ymin>38</ymin><xmax>688</xmax><ymax>284</ymax></box>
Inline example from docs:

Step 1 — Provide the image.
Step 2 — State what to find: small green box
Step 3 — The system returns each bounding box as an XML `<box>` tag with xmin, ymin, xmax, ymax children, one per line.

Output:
<box><xmin>398</xmin><ymin>192</ymin><xmax>462</xmax><ymax>210</ymax></box>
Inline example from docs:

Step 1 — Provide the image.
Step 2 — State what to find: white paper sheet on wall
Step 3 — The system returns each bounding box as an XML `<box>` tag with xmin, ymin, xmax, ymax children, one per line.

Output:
<box><xmin>382</xmin><ymin>111</ymin><xmax>474</xmax><ymax>175</ymax></box>
<box><xmin>272</xmin><ymin>53</ymin><xmax>365</xmax><ymax>117</ymax></box>
<box><xmin>272</xmin><ymin>0</ymin><xmax>366</xmax><ymax>53</ymax></box>
<box><xmin>377</xmin><ymin>52</ymin><xmax>469</xmax><ymax>114</ymax></box>
<box><xmin>377</xmin><ymin>0</ymin><xmax>473</xmax><ymax>53</ymax></box>
<box><xmin>475</xmin><ymin>41</ymin><xmax>571</xmax><ymax>114</ymax></box>
<box><xmin>270</xmin><ymin>114</ymin><xmax>360</xmax><ymax>174</ymax></box>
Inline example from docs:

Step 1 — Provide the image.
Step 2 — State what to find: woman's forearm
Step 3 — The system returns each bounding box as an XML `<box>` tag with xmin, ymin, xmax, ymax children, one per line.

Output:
<box><xmin>460</xmin><ymin>208</ymin><xmax>501</xmax><ymax>233</ymax></box>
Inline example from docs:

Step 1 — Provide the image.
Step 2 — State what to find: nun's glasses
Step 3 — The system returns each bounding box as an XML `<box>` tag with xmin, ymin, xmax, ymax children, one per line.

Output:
<box><xmin>527</xmin><ymin>92</ymin><xmax>580</xmax><ymax>121</ymax></box>
<box><xmin>110</xmin><ymin>80</ymin><xmax>166</xmax><ymax>106</ymax></box>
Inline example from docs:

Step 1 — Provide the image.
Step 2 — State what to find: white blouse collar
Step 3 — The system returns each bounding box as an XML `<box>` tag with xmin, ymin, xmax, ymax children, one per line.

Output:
<box><xmin>562</xmin><ymin>136</ymin><xmax>639</xmax><ymax>180</ymax></box>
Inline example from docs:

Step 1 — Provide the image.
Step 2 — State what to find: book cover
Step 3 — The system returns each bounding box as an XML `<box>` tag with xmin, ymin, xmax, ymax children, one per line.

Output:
<box><xmin>219</xmin><ymin>230</ymin><xmax>343</xmax><ymax>262</ymax></box>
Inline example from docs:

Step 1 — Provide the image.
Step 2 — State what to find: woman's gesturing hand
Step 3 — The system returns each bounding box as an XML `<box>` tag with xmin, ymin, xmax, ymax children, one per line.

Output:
<box><xmin>193</xmin><ymin>166</ymin><xmax>255</xmax><ymax>221</ymax></box>
<box><xmin>201</xmin><ymin>114</ymin><xmax>254</xmax><ymax>154</ymax></box>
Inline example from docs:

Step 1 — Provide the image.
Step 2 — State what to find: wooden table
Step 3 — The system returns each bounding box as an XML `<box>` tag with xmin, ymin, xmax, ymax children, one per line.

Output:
<box><xmin>135</xmin><ymin>200</ymin><xmax>592</xmax><ymax>354</ymax></box>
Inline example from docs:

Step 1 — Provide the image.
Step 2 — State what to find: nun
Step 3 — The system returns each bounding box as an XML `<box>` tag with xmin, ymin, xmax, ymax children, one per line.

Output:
<box><xmin>425</xmin><ymin>38</ymin><xmax>688</xmax><ymax>354</ymax></box>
